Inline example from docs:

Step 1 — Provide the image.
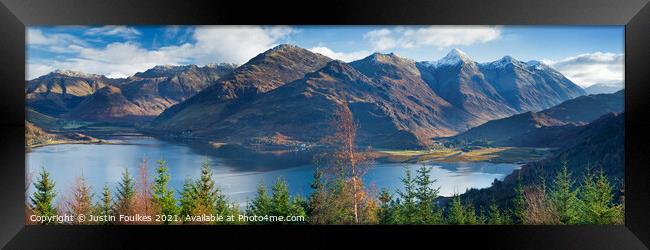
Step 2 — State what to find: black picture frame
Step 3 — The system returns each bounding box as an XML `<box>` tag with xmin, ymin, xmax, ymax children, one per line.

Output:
<box><xmin>1</xmin><ymin>0</ymin><xmax>648</xmax><ymax>249</ymax></box>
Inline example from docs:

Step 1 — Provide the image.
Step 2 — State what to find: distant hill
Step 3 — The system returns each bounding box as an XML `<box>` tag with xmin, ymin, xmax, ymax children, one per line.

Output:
<box><xmin>460</xmin><ymin>112</ymin><xmax>624</xmax><ymax>208</ymax></box>
<box><xmin>453</xmin><ymin>90</ymin><xmax>623</xmax><ymax>143</ymax></box>
<box><xmin>585</xmin><ymin>83</ymin><xmax>623</xmax><ymax>95</ymax></box>
<box><xmin>26</xmin><ymin>70</ymin><xmax>118</xmax><ymax>116</ymax></box>
<box><xmin>26</xmin><ymin>64</ymin><xmax>236</xmax><ymax>123</ymax></box>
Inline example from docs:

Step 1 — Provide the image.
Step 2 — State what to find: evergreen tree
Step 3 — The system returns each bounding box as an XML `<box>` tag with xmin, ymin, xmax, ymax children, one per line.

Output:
<box><xmin>579</xmin><ymin>170</ymin><xmax>623</xmax><ymax>224</ymax></box>
<box><xmin>549</xmin><ymin>162</ymin><xmax>580</xmax><ymax>224</ymax></box>
<box><xmin>178</xmin><ymin>179</ymin><xmax>196</xmax><ymax>222</ymax></box>
<box><xmin>248</xmin><ymin>181</ymin><xmax>272</xmax><ymax>217</ymax></box>
<box><xmin>193</xmin><ymin>158</ymin><xmax>223</xmax><ymax>215</ymax></box>
<box><xmin>397</xmin><ymin>167</ymin><xmax>418</xmax><ymax>224</ymax></box>
<box><xmin>513</xmin><ymin>175</ymin><xmax>526</xmax><ymax>224</ymax></box>
<box><xmin>464</xmin><ymin>202</ymin><xmax>480</xmax><ymax>225</ymax></box>
<box><xmin>152</xmin><ymin>160</ymin><xmax>177</xmax><ymax>224</ymax></box>
<box><xmin>414</xmin><ymin>165</ymin><xmax>442</xmax><ymax>224</ymax></box>
<box><xmin>270</xmin><ymin>178</ymin><xmax>305</xmax><ymax>219</ymax></box>
<box><xmin>97</xmin><ymin>184</ymin><xmax>112</xmax><ymax>225</ymax></box>
<box><xmin>446</xmin><ymin>195</ymin><xmax>466</xmax><ymax>225</ymax></box>
<box><xmin>377</xmin><ymin>188</ymin><xmax>395</xmax><ymax>224</ymax></box>
<box><xmin>114</xmin><ymin>168</ymin><xmax>136</xmax><ymax>216</ymax></box>
<box><xmin>30</xmin><ymin>168</ymin><xmax>57</xmax><ymax>224</ymax></box>
<box><xmin>308</xmin><ymin>167</ymin><xmax>328</xmax><ymax>224</ymax></box>
<box><xmin>487</xmin><ymin>198</ymin><xmax>505</xmax><ymax>225</ymax></box>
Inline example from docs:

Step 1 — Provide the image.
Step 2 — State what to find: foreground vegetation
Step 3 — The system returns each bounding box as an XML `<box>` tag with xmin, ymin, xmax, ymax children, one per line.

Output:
<box><xmin>26</xmin><ymin>104</ymin><xmax>623</xmax><ymax>225</ymax></box>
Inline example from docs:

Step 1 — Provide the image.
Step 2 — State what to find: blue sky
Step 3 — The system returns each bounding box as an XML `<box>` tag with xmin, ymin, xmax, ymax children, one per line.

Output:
<box><xmin>27</xmin><ymin>25</ymin><xmax>624</xmax><ymax>87</ymax></box>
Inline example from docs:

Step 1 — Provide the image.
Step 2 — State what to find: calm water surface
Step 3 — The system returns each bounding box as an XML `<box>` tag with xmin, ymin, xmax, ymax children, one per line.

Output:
<box><xmin>27</xmin><ymin>136</ymin><xmax>520</xmax><ymax>206</ymax></box>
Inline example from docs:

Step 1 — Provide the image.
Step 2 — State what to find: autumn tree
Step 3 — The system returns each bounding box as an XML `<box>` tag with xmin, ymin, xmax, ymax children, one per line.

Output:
<box><xmin>30</xmin><ymin>168</ymin><xmax>57</xmax><ymax>224</ymax></box>
<box><xmin>318</xmin><ymin>101</ymin><xmax>376</xmax><ymax>224</ymax></box>
<box><xmin>133</xmin><ymin>159</ymin><xmax>155</xmax><ymax>223</ymax></box>
<box><xmin>66</xmin><ymin>176</ymin><xmax>93</xmax><ymax>224</ymax></box>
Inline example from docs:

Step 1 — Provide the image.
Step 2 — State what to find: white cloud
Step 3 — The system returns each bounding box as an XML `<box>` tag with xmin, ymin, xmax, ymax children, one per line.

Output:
<box><xmin>545</xmin><ymin>52</ymin><xmax>624</xmax><ymax>88</ymax></box>
<box><xmin>27</xmin><ymin>28</ymin><xmax>86</xmax><ymax>47</ymax></box>
<box><xmin>84</xmin><ymin>26</ymin><xmax>141</xmax><ymax>39</ymax></box>
<box><xmin>186</xmin><ymin>26</ymin><xmax>294</xmax><ymax>65</ymax></box>
<box><xmin>309</xmin><ymin>46</ymin><xmax>369</xmax><ymax>62</ymax></box>
<box><xmin>364</xmin><ymin>26</ymin><xmax>501</xmax><ymax>51</ymax></box>
<box><xmin>26</xmin><ymin>26</ymin><xmax>295</xmax><ymax>79</ymax></box>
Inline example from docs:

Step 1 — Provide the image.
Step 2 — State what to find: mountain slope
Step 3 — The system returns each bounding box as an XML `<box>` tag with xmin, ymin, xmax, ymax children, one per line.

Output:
<box><xmin>460</xmin><ymin>112</ymin><xmax>625</xmax><ymax>208</ymax></box>
<box><xmin>149</xmin><ymin>44</ymin><xmax>332</xmax><ymax>132</ymax></box>
<box><xmin>454</xmin><ymin>90</ymin><xmax>623</xmax><ymax>143</ymax></box>
<box><xmin>417</xmin><ymin>49</ymin><xmax>517</xmax><ymax>121</ymax></box>
<box><xmin>26</xmin><ymin>70</ymin><xmax>118</xmax><ymax>116</ymax></box>
<box><xmin>478</xmin><ymin>58</ymin><xmax>587</xmax><ymax>111</ymax></box>
<box><xmin>32</xmin><ymin>64</ymin><xmax>236</xmax><ymax>123</ymax></box>
<box><xmin>191</xmin><ymin>60</ymin><xmax>429</xmax><ymax>148</ymax></box>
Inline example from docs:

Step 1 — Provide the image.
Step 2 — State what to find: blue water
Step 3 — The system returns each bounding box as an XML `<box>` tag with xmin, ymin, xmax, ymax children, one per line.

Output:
<box><xmin>26</xmin><ymin>136</ymin><xmax>520</xmax><ymax>207</ymax></box>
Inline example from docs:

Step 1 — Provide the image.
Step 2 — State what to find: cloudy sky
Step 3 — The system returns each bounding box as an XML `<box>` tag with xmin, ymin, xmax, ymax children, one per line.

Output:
<box><xmin>27</xmin><ymin>25</ymin><xmax>624</xmax><ymax>88</ymax></box>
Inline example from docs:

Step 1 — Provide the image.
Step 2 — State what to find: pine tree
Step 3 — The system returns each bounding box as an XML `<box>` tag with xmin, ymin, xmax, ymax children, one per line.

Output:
<box><xmin>97</xmin><ymin>184</ymin><xmax>112</xmax><ymax>225</ymax></box>
<box><xmin>377</xmin><ymin>188</ymin><xmax>395</xmax><ymax>224</ymax></box>
<box><xmin>549</xmin><ymin>162</ymin><xmax>580</xmax><ymax>224</ymax></box>
<box><xmin>487</xmin><ymin>198</ymin><xmax>505</xmax><ymax>225</ymax></box>
<box><xmin>68</xmin><ymin>176</ymin><xmax>93</xmax><ymax>224</ymax></box>
<box><xmin>248</xmin><ymin>181</ymin><xmax>272</xmax><ymax>217</ymax></box>
<box><xmin>308</xmin><ymin>167</ymin><xmax>328</xmax><ymax>224</ymax></box>
<box><xmin>115</xmin><ymin>168</ymin><xmax>136</xmax><ymax>216</ymax></box>
<box><xmin>464</xmin><ymin>202</ymin><xmax>480</xmax><ymax>225</ymax></box>
<box><xmin>270</xmin><ymin>178</ymin><xmax>305</xmax><ymax>220</ymax></box>
<box><xmin>397</xmin><ymin>167</ymin><xmax>418</xmax><ymax>224</ymax></box>
<box><xmin>414</xmin><ymin>165</ymin><xmax>442</xmax><ymax>224</ymax></box>
<box><xmin>152</xmin><ymin>160</ymin><xmax>177</xmax><ymax>224</ymax></box>
<box><xmin>446</xmin><ymin>195</ymin><xmax>466</xmax><ymax>225</ymax></box>
<box><xmin>178</xmin><ymin>179</ymin><xmax>196</xmax><ymax>223</ymax></box>
<box><xmin>30</xmin><ymin>168</ymin><xmax>57</xmax><ymax>224</ymax></box>
<box><xmin>579</xmin><ymin>170</ymin><xmax>623</xmax><ymax>224</ymax></box>
<box><xmin>513</xmin><ymin>175</ymin><xmax>526</xmax><ymax>224</ymax></box>
<box><xmin>193</xmin><ymin>158</ymin><xmax>222</xmax><ymax>216</ymax></box>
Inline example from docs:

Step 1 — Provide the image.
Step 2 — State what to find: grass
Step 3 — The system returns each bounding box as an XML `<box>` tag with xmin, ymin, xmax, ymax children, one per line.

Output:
<box><xmin>376</xmin><ymin>147</ymin><xmax>553</xmax><ymax>164</ymax></box>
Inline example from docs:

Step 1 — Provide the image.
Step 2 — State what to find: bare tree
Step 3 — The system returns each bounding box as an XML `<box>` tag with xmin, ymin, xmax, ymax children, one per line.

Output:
<box><xmin>321</xmin><ymin>101</ymin><xmax>374</xmax><ymax>224</ymax></box>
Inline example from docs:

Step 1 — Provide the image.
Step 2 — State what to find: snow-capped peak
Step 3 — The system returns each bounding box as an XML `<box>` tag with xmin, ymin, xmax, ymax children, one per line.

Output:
<box><xmin>525</xmin><ymin>60</ymin><xmax>550</xmax><ymax>70</ymax></box>
<box><xmin>52</xmin><ymin>69</ymin><xmax>101</xmax><ymax>78</ymax></box>
<box><xmin>427</xmin><ymin>48</ymin><xmax>474</xmax><ymax>67</ymax></box>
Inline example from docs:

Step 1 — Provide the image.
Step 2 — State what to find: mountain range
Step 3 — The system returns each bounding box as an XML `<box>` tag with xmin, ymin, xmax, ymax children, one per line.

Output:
<box><xmin>27</xmin><ymin>45</ymin><xmax>590</xmax><ymax>148</ymax></box>
<box><xmin>27</xmin><ymin>63</ymin><xmax>237</xmax><ymax>122</ymax></box>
